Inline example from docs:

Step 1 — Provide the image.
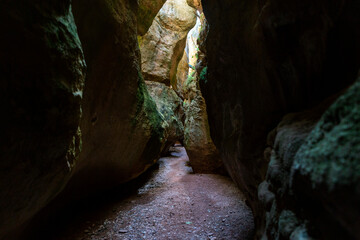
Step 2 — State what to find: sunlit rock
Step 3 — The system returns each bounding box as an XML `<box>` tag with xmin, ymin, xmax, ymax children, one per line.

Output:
<box><xmin>175</xmin><ymin>11</ymin><xmax>223</xmax><ymax>173</ymax></box>
<box><xmin>140</xmin><ymin>0</ymin><xmax>196</xmax><ymax>85</ymax></box>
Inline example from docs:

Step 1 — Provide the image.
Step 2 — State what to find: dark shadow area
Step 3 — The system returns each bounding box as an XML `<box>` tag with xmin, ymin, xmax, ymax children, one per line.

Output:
<box><xmin>21</xmin><ymin>162</ymin><xmax>164</xmax><ymax>240</ymax></box>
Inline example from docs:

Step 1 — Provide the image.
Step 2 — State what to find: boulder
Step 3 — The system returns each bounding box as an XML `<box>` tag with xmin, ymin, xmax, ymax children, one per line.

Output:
<box><xmin>184</xmin><ymin>94</ymin><xmax>223</xmax><ymax>173</ymax></box>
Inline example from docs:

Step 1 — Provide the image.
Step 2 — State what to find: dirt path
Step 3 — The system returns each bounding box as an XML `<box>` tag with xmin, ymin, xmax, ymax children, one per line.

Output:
<box><xmin>34</xmin><ymin>146</ymin><xmax>254</xmax><ymax>240</ymax></box>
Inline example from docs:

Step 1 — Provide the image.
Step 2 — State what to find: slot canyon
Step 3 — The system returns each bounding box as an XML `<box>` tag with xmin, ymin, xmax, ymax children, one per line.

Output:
<box><xmin>0</xmin><ymin>0</ymin><xmax>359</xmax><ymax>239</ymax></box>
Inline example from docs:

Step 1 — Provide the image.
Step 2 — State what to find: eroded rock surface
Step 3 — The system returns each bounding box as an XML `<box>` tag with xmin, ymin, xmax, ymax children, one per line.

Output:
<box><xmin>186</xmin><ymin>0</ymin><xmax>202</xmax><ymax>11</ymax></box>
<box><xmin>184</xmin><ymin>94</ymin><xmax>223</xmax><ymax>173</ymax></box>
<box><xmin>60</xmin><ymin>0</ymin><xmax>166</xmax><ymax>200</ymax></box>
<box><xmin>140</xmin><ymin>0</ymin><xmax>196</xmax><ymax>85</ymax></box>
<box><xmin>201</xmin><ymin>0</ymin><xmax>360</xmax><ymax>238</ymax></box>
<box><xmin>176</xmin><ymin>12</ymin><xmax>222</xmax><ymax>173</ymax></box>
<box><xmin>259</xmin><ymin>95</ymin><xmax>339</xmax><ymax>239</ymax></box>
<box><xmin>145</xmin><ymin>81</ymin><xmax>185</xmax><ymax>154</ymax></box>
<box><xmin>292</xmin><ymin>79</ymin><xmax>360</xmax><ymax>239</ymax></box>
<box><xmin>259</xmin><ymin>79</ymin><xmax>360</xmax><ymax>239</ymax></box>
<box><xmin>0</xmin><ymin>1</ymin><xmax>85</xmax><ymax>238</ymax></box>
<box><xmin>137</xmin><ymin>0</ymin><xmax>167</xmax><ymax>35</ymax></box>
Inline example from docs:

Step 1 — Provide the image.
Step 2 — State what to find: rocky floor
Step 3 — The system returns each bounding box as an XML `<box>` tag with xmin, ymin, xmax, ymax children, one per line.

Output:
<box><xmin>28</xmin><ymin>146</ymin><xmax>254</xmax><ymax>240</ymax></box>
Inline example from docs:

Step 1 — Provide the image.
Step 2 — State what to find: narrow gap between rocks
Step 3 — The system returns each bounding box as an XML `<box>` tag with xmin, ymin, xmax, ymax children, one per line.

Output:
<box><xmin>21</xmin><ymin>1</ymin><xmax>256</xmax><ymax>239</ymax></box>
<box><xmin>25</xmin><ymin>144</ymin><xmax>254</xmax><ymax>240</ymax></box>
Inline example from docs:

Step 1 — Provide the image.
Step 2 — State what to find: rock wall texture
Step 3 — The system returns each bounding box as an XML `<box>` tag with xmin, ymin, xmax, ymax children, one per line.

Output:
<box><xmin>137</xmin><ymin>0</ymin><xmax>167</xmax><ymax>36</ymax></box>
<box><xmin>201</xmin><ymin>0</ymin><xmax>360</xmax><ymax>238</ymax></box>
<box><xmin>260</xmin><ymin>79</ymin><xmax>360</xmax><ymax>239</ymax></box>
<box><xmin>63</xmin><ymin>0</ymin><xmax>165</xmax><ymax>199</ymax></box>
<box><xmin>0</xmin><ymin>1</ymin><xmax>85</xmax><ymax>239</ymax></box>
<box><xmin>259</xmin><ymin>94</ymin><xmax>341</xmax><ymax>239</ymax></box>
<box><xmin>291</xmin><ymin>79</ymin><xmax>360</xmax><ymax>239</ymax></box>
<box><xmin>0</xmin><ymin>0</ymin><xmax>169</xmax><ymax>238</ymax></box>
<box><xmin>176</xmin><ymin>12</ymin><xmax>223</xmax><ymax>173</ymax></box>
<box><xmin>140</xmin><ymin>0</ymin><xmax>196</xmax><ymax>85</ymax></box>
<box><xmin>145</xmin><ymin>81</ymin><xmax>185</xmax><ymax>154</ymax></box>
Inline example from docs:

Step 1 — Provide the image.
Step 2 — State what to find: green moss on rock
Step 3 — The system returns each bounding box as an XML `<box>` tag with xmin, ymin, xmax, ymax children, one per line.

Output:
<box><xmin>133</xmin><ymin>72</ymin><xmax>164</xmax><ymax>141</ymax></box>
<box><xmin>200</xmin><ymin>66</ymin><xmax>208</xmax><ymax>84</ymax></box>
<box><xmin>293</xmin><ymin>78</ymin><xmax>360</xmax><ymax>190</ymax></box>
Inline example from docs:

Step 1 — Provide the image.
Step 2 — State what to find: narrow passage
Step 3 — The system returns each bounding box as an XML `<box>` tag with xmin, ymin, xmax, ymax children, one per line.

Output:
<box><xmin>50</xmin><ymin>146</ymin><xmax>254</xmax><ymax>240</ymax></box>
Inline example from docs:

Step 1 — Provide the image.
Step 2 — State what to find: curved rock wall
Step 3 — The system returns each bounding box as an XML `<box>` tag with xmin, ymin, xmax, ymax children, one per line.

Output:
<box><xmin>137</xmin><ymin>0</ymin><xmax>167</xmax><ymax>36</ymax></box>
<box><xmin>201</xmin><ymin>0</ymin><xmax>360</xmax><ymax>238</ymax></box>
<box><xmin>140</xmin><ymin>0</ymin><xmax>196</xmax><ymax>85</ymax></box>
<box><xmin>0</xmin><ymin>1</ymin><xmax>168</xmax><ymax>238</ymax></box>
<box><xmin>0</xmin><ymin>1</ymin><xmax>85</xmax><ymax>238</ymax></box>
<box><xmin>176</xmin><ymin>11</ymin><xmax>223</xmax><ymax>173</ymax></box>
<box><xmin>60</xmin><ymin>0</ymin><xmax>165</xmax><ymax>200</ymax></box>
<box><xmin>145</xmin><ymin>81</ymin><xmax>185</xmax><ymax>153</ymax></box>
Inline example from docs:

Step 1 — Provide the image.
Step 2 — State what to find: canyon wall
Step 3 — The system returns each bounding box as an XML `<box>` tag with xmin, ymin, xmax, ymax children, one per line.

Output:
<box><xmin>140</xmin><ymin>0</ymin><xmax>222</xmax><ymax>173</ymax></box>
<box><xmin>201</xmin><ymin>0</ymin><xmax>360</xmax><ymax>239</ymax></box>
<box><xmin>137</xmin><ymin>0</ymin><xmax>167</xmax><ymax>36</ymax></box>
<box><xmin>0</xmin><ymin>1</ymin><xmax>85</xmax><ymax>238</ymax></box>
<box><xmin>57</xmin><ymin>0</ymin><xmax>167</xmax><ymax>202</ymax></box>
<box><xmin>176</xmin><ymin>13</ymin><xmax>223</xmax><ymax>173</ymax></box>
<box><xmin>139</xmin><ymin>0</ymin><xmax>197</xmax><ymax>155</ymax></box>
<box><xmin>140</xmin><ymin>0</ymin><xmax>196</xmax><ymax>85</ymax></box>
<box><xmin>0</xmin><ymin>0</ymin><xmax>167</xmax><ymax>238</ymax></box>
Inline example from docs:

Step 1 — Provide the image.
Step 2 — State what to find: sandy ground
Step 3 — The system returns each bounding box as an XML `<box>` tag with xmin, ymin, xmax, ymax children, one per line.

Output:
<box><xmin>27</xmin><ymin>146</ymin><xmax>254</xmax><ymax>240</ymax></box>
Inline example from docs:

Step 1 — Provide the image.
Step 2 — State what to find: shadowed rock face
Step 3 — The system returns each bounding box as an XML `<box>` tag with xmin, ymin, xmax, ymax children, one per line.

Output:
<box><xmin>0</xmin><ymin>1</ymin><xmax>168</xmax><ymax>237</ymax></box>
<box><xmin>0</xmin><ymin>1</ymin><xmax>85</xmax><ymax>238</ymax></box>
<box><xmin>259</xmin><ymin>95</ymin><xmax>340</xmax><ymax>239</ymax></box>
<box><xmin>260</xmin><ymin>79</ymin><xmax>360</xmax><ymax>239</ymax></box>
<box><xmin>145</xmin><ymin>81</ymin><xmax>185</xmax><ymax>154</ymax></box>
<box><xmin>62</xmin><ymin>0</ymin><xmax>165</xmax><ymax>200</ymax></box>
<box><xmin>201</xmin><ymin>0</ymin><xmax>360</xmax><ymax>238</ymax></box>
<box><xmin>176</xmin><ymin>12</ymin><xmax>223</xmax><ymax>173</ymax></box>
<box><xmin>292</xmin><ymin>78</ymin><xmax>360</xmax><ymax>239</ymax></box>
<box><xmin>186</xmin><ymin>0</ymin><xmax>202</xmax><ymax>11</ymax></box>
<box><xmin>137</xmin><ymin>0</ymin><xmax>167</xmax><ymax>36</ymax></box>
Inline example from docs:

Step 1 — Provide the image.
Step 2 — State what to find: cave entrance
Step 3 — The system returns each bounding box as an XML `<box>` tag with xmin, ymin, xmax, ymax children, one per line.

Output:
<box><xmin>138</xmin><ymin>0</ymin><xmax>223</xmax><ymax>173</ymax></box>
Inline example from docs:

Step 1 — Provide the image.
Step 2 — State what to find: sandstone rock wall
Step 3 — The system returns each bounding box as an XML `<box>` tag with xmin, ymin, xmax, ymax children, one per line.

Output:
<box><xmin>0</xmin><ymin>1</ymin><xmax>169</xmax><ymax>238</ymax></box>
<box><xmin>0</xmin><ymin>1</ymin><xmax>85</xmax><ymax>238</ymax></box>
<box><xmin>201</xmin><ymin>0</ymin><xmax>360</xmax><ymax>238</ymax></box>
<box><xmin>145</xmin><ymin>81</ymin><xmax>185</xmax><ymax>154</ymax></box>
<box><xmin>140</xmin><ymin>0</ymin><xmax>196</xmax><ymax>85</ymax></box>
<box><xmin>139</xmin><ymin>0</ymin><xmax>198</xmax><ymax>156</ymax></box>
<box><xmin>137</xmin><ymin>0</ymin><xmax>167</xmax><ymax>36</ymax></box>
<box><xmin>61</xmin><ymin>0</ymin><xmax>165</xmax><ymax>199</ymax></box>
<box><xmin>176</xmin><ymin>11</ymin><xmax>223</xmax><ymax>173</ymax></box>
<box><xmin>260</xmin><ymin>79</ymin><xmax>360</xmax><ymax>239</ymax></box>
